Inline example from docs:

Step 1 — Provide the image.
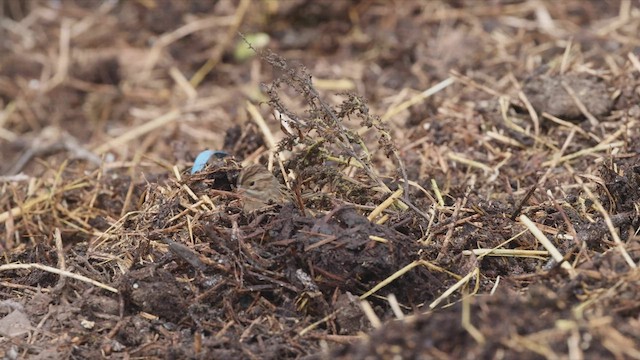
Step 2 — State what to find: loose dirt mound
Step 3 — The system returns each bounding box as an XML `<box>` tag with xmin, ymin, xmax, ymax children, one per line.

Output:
<box><xmin>1</xmin><ymin>1</ymin><xmax>640</xmax><ymax>359</ymax></box>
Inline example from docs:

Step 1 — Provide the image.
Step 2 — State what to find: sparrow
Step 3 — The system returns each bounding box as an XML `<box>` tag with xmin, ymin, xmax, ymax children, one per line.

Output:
<box><xmin>236</xmin><ymin>164</ymin><xmax>291</xmax><ymax>211</ymax></box>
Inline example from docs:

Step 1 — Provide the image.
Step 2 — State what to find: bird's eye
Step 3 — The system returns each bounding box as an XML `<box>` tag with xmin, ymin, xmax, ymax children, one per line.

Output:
<box><xmin>249</xmin><ymin>181</ymin><xmax>256</xmax><ymax>187</ymax></box>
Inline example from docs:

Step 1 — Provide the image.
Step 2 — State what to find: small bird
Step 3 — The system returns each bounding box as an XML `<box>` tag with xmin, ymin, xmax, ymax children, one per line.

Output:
<box><xmin>236</xmin><ymin>164</ymin><xmax>291</xmax><ymax>212</ymax></box>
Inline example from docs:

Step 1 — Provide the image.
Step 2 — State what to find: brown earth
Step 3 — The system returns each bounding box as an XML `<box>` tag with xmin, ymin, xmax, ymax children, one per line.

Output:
<box><xmin>1</xmin><ymin>0</ymin><xmax>640</xmax><ymax>359</ymax></box>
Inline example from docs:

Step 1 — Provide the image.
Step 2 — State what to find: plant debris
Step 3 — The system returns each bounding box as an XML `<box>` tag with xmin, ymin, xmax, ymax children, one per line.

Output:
<box><xmin>1</xmin><ymin>1</ymin><xmax>640</xmax><ymax>359</ymax></box>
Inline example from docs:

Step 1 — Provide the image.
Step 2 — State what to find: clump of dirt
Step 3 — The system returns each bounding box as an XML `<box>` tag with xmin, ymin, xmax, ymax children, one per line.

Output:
<box><xmin>330</xmin><ymin>263</ymin><xmax>640</xmax><ymax>359</ymax></box>
<box><xmin>522</xmin><ymin>73</ymin><xmax>613</xmax><ymax>119</ymax></box>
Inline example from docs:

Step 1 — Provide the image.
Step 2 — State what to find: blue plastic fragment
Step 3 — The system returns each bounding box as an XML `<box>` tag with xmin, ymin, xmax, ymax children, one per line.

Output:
<box><xmin>190</xmin><ymin>150</ymin><xmax>229</xmax><ymax>174</ymax></box>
